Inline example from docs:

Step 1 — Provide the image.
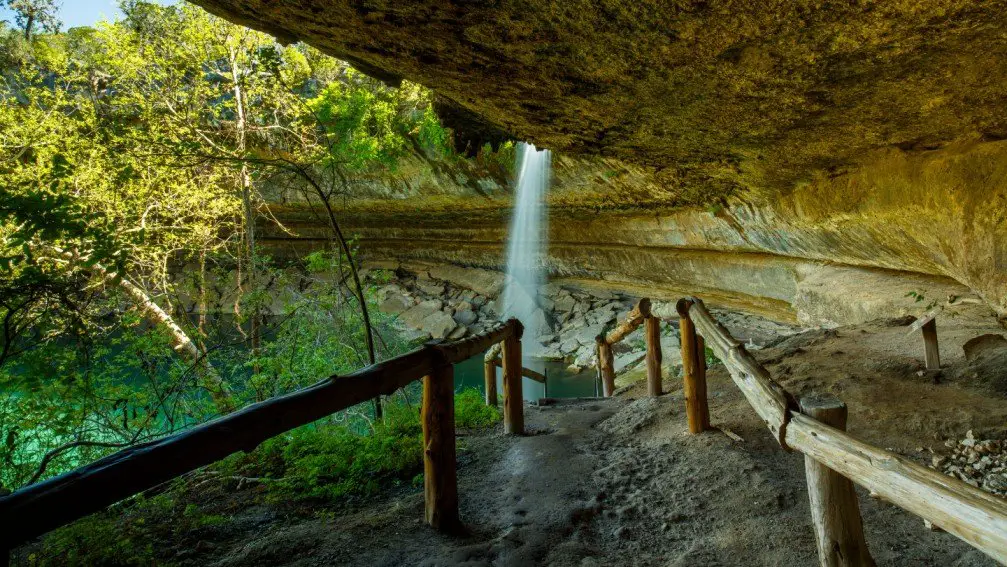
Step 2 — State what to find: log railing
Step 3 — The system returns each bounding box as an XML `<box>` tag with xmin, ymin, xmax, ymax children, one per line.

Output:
<box><xmin>678</xmin><ymin>296</ymin><xmax>1007</xmax><ymax>565</ymax></box>
<box><xmin>595</xmin><ymin>298</ymin><xmax>663</xmax><ymax>397</ymax></box>
<box><xmin>0</xmin><ymin>319</ymin><xmax>526</xmax><ymax>563</ymax></box>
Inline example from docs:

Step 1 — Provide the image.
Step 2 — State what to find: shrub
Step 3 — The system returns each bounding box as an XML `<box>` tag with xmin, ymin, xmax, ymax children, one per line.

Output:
<box><xmin>454</xmin><ymin>388</ymin><xmax>500</xmax><ymax>429</ymax></box>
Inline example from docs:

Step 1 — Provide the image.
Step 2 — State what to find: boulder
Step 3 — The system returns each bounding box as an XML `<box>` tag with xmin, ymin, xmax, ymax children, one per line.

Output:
<box><xmin>963</xmin><ymin>334</ymin><xmax>1007</xmax><ymax>362</ymax></box>
<box><xmin>379</xmin><ymin>294</ymin><xmax>413</xmax><ymax>315</ymax></box>
<box><xmin>420</xmin><ymin>310</ymin><xmax>458</xmax><ymax>339</ymax></box>
<box><xmin>453</xmin><ymin>309</ymin><xmax>478</xmax><ymax>326</ymax></box>
<box><xmin>416</xmin><ymin>278</ymin><xmax>445</xmax><ymax>296</ymax></box>
<box><xmin>400</xmin><ymin>299</ymin><xmax>445</xmax><ymax>328</ymax></box>
<box><xmin>538</xmin><ymin>333</ymin><xmax>557</xmax><ymax>345</ymax></box>
<box><xmin>573</xmin><ymin>347</ymin><xmax>595</xmax><ymax>369</ymax></box>
<box><xmin>559</xmin><ymin>338</ymin><xmax>581</xmax><ymax>354</ymax></box>
<box><xmin>426</xmin><ymin>265</ymin><xmax>505</xmax><ymax>297</ymax></box>
<box><xmin>447</xmin><ymin>325</ymin><xmax>468</xmax><ymax>340</ymax></box>
<box><xmin>576</xmin><ymin>322</ymin><xmax>609</xmax><ymax>346</ymax></box>
<box><xmin>554</xmin><ymin>293</ymin><xmax>577</xmax><ymax>313</ymax></box>
<box><xmin>614</xmin><ymin>351</ymin><xmax>646</xmax><ymax>373</ymax></box>
<box><xmin>401</xmin><ymin>328</ymin><xmax>432</xmax><ymax>343</ymax></box>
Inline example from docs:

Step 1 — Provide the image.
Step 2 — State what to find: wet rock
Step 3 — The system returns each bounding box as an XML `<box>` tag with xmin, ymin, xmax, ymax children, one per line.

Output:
<box><xmin>453</xmin><ymin>309</ymin><xmax>478</xmax><ymax>326</ymax></box>
<box><xmin>554</xmin><ymin>293</ymin><xmax>577</xmax><ymax>313</ymax></box>
<box><xmin>400</xmin><ymin>299</ymin><xmax>445</xmax><ymax>327</ymax></box>
<box><xmin>426</xmin><ymin>265</ymin><xmax>505</xmax><ymax>297</ymax></box>
<box><xmin>379</xmin><ymin>294</ymin><xmax>412</xmax><ymax>314</ymax></box>
<box><xmin>420</xmin><ymin>310</ymin><xmax>458</xmax><ymax>339</ymax></box>
<box><xmin>416</xmin><ymin>278</ymin><xmax>445</xmax><ymax>296</ymax></box>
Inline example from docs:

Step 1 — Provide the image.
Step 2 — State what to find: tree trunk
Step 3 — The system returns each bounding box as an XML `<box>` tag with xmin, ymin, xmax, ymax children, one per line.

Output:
<box><xmin>54</xmin><ymin>250</ymin><xmax>235</xmax><ymax>413</ymax></box>
<box><xmin>229</xmin><ymin>46</ymin><xmax>260</xmax><ymax>358</ymax></box>
<box><xmin>302</xmin><ymin>171</ymin><xmax>382</xmax><ymax>419</ymax></box>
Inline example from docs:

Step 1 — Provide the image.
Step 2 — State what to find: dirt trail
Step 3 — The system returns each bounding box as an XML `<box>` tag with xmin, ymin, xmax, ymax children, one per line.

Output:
<box><xmin>16</xmin><ymin>307</ymin><xmax>1007</xmax><ymax>566</ymax></box>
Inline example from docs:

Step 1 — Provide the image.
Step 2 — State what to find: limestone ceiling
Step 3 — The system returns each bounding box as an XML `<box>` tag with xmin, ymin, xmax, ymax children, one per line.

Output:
<box><xmin>192</xmin><ymin>0</ymin><xmax>1007</xmax><ymax>202</ymax></box>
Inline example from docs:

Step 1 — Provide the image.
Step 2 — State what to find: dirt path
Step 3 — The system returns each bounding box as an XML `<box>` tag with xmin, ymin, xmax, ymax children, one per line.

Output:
<box><xmin>17</xmin><ymin>309</ymin><xmax>1007</xmax><ymax>566</ymax></box>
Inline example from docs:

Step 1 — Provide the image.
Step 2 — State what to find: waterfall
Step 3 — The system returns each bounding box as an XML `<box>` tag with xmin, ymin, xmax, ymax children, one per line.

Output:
<box><xmin>502</xmin><ymin>142</ymin><xmax>550</xmax><ymax>350</ymax></box>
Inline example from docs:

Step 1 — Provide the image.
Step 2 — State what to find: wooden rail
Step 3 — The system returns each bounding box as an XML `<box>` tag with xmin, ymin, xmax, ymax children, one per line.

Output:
<box><xmin>595</xmin><ymin>298</ymin><xmax>663</xmax><ymax>397</ymax></box>
<box><xmin>679</xmin><ymin>296</ymin><xmax>1007</xmax><ymax>565</ymax></box>
<box><xmin>0</xmin><ymin>319</ymin><xmax>525</xmax><ymax>561</ymax></box>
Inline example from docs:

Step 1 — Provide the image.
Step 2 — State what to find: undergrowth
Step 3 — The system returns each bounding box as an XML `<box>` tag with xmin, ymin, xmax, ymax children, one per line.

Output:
<box><xmin>17</xmin><ymin>388</ymin><xmax>500</xmax><ymax>566</ymax></box>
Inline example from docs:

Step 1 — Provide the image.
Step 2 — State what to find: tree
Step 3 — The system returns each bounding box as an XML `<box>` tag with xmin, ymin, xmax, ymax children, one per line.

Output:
<box><xmin>3</xmin><ymin>0</ymin><xmax>60</xmax><ymax>41</ymax></box>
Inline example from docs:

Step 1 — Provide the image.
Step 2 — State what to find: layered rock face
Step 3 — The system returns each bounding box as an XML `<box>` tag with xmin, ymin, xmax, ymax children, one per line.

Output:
<box><xmin>265</xmin><ymin>141</ymin><xmax>1001</xmax><ymax>324</ymax></box>
<box><xmin>198</xmin><ymin>0</ymin><xmax>1007</xmax><ymax>322</ymax></box>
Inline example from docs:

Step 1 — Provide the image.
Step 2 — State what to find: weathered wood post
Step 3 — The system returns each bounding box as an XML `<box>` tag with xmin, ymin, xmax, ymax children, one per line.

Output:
<box><xmin>921</xmin><ymin>319</ymin><xmax>940</xmax><ymax>370</ymax></box>
<box><xmin>677</xmin><ymin>299</ymin><xmax>710</xmax><ymax>433</ymax></box>
<box><xmin>502</xmin><ymin>319</ymin><xmax>524</xmax><ymax>434</ymax></box>
<box><xmin>422</xmin><ymin>358</ymin><xmax>459</xmax><ymax>532</ymax></box>
<box><xmin>596</xmin><ymin>335</ymin><xmax>616</xmax><ymax>397</ymax></box>
<box><xmin>645</xmin><ymin>315</ymin><xmax>663</xmax><ymax>396</ymax></box>
<box><xmin>908</xmin><ymin>310</ymin><xmax>940</xmax><ymax>371</ymax></box>
<box><xmin>799</xmin><ymin>394</ymin><xmax>875</xmax><ymax>567</ymax></box>
<box><xmin>483</xmin><ymin>343</ymin><xmax>500</xmax><ymax>406</ymax></box>
<box><xmin>483</xmin><ymin>360</ymin><xmax>497</xmax><ymax>406</ymax></box>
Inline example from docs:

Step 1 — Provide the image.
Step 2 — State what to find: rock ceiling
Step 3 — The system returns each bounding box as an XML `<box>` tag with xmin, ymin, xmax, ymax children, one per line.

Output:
<box><xmin>194</xmin><ymin>0</ymin><xmax>1007</xmax><ymax>200</ymax></box>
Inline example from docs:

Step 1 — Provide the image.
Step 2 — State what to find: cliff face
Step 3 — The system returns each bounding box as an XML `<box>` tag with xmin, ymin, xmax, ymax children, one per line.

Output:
<box><xmin>196</xmin><ymin>0</ymin><xmax>1007</xmax><ymax>322</ymax></box>
<box><xmin>264</xmin><ymin>140</ymin><xmax>1004</xmax><ymax>324</ymax></box>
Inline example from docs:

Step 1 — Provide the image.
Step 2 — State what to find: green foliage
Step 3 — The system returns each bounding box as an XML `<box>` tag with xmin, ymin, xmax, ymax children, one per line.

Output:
<box><xmin>2</xmin><ymin>0</ymin><xmax>60</xmax><ymax>40</ymax></box>
<box><xmin>28</xmin><ymin>493</ymin><xmax>231</xmax><ymax>566</ymax></box>
<box><xmin>454</xmin><ymin>388</ymin><xmax>500</xmax><ymax>429</ymax></box>
<box><xmin>704</xmin><ymin>345</ymin><xmax>719</xmax><ymax>368</ymax></box>
<box><xmin>270</xmin><ymin>402</ymin><xmax>424</xmax><ymax>501</ymax></box>
<box><xmin>223</xmin><ymin>389</ymin><xmax>499</xmax><ymax>503</ymax></box>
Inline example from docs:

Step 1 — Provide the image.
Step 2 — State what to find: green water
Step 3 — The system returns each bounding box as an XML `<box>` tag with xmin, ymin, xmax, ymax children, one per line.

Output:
<box><xmin>452</xmin><ymin>354</ymin><xmax>599</xmax><ymax>400</ymax></box>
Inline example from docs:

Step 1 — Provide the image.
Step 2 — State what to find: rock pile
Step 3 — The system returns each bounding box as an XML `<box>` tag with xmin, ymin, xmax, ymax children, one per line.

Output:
<box><xmin>367</xmin><ymin>264</ymin><xmax>681</xmax><ymax>372</ymax></box>
<box><xmin>932</xmin><ymin>431</ymin><xmax>1007</xmax><ymax>496</ymax></box>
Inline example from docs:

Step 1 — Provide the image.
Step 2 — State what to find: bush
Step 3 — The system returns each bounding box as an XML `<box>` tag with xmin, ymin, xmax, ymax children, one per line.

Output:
<box><xmin>273</xmin><ymin>402</ymin><xmax>424</xmax><ymax>501</ymax></box>
<box><xmin>236</xmin><ymin>389</ymin><xmax>500</xmax><ymax>503</ymax></box>
<box><xmin>454</xmin><ymin>388</ymin><xmax>500</xmax><ymax>429</ymax></box>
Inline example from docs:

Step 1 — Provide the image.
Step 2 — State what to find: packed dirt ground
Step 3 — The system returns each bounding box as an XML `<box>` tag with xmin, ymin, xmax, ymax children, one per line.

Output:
<box><xmin>14</xmin><ymin>301</ymin><xmax>1007</xmax><ymax>566</ymax></box>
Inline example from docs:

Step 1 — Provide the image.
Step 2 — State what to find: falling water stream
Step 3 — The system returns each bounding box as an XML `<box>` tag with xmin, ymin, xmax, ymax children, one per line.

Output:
<box><xmin>453</xmin><ymin>143</ymin><xmax>595</xmax><ymax>399</ymax></box>
<box><xmin>501</xmin><ymin>142</ymin><xmax>551</xmax><ymax>354</ymax></box>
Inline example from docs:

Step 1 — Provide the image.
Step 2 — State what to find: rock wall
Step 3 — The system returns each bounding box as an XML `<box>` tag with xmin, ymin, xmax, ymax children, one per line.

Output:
<box><xmin>264</xmin><ymin>141</ymin><xmax>1003</xmax><ymax>325</ymax></box>
<box><xmin>191</xmin><ymin>1</ymin><xmax>1007</xmax><ymax>324</ymax></box>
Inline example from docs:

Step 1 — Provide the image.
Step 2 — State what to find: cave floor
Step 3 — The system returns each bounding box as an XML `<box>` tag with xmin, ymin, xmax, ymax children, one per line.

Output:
<box><xmin>18</xmin><ymin>310</ymin><xmax>1007</xmax><ymax>566</ymax></box>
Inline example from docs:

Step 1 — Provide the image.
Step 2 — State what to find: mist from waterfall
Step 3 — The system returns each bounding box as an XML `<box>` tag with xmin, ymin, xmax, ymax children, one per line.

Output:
<box><xmin>502</xmin><ymin>142</ymin><xmax>550</xmax><ymax>350</ymax></box>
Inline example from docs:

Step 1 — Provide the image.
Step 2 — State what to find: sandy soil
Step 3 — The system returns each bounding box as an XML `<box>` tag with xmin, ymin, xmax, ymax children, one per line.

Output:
<box><xmin>14</xmin><ymin>305</ymin><xmax>1007</xmax><ymax>566</ymax></box>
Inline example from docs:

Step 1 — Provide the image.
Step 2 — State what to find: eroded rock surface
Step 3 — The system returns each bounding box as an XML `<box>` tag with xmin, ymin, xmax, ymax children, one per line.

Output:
<box><xmin>203</xmin><ymin>1</ymin><xmax>1007</xmax><ymax>317</ymax></box>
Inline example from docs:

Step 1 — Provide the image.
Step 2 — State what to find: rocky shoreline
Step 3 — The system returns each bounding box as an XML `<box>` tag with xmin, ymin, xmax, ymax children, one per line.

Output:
<box><xmin>367</xmin><ymin>262</ymin><xmax>805</xmax><ymax>375</ymax></box>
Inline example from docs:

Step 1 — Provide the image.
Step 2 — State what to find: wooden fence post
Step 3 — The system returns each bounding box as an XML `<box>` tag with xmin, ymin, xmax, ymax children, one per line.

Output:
<box><xmin>800</xmin><ymin>394</ymin><xmax>875</xmax><ymax>567</ymax></box>
<box><xmin>645</xmin><ymin>315</ymin><xmax>663</xmax><ymax>396</ymax></box>
<box><xmin>677</xmin><ymin>299</ymin><xmax>710</xmax><ymax>433</ymax></box>
<box><xmin>422</xmin><ymin>360</ymin><xmax>459</xmax><ymax>532</ymax></box>
<box><xmin>502</xmin><ymin>321</ymin><xmax>524</xmax><ymax>434</ymax></box>
<box><xmin>483</xmin><ymin>358</ymin><xmax>498</xmax><ymax>406</ymax></box>
<box><xmin>922</xmin><ymin>319</ymin><xmax>940</xmax><ymax>370</ymax></box>
<box><xmin>596</xmin><ymin>336</ymin><xmax>616</xmax><ymax>397</ymax></box>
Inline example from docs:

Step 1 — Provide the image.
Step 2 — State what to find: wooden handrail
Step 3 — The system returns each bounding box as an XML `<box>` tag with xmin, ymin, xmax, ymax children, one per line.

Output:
<box><xmin>680</xmin><ymin>296</ymin><xmax>1007</xmax><ymax>563</ymax></box>
<box><xmin>0</xmin><ymin>319</ymin><xmax>520</xmax><ymax>552</ymax></box>
<box><xmin>681</xmin><ymin>297</ymin><xmax>793</xmax><ymax>445</ymax></box>
<box><xmin>488</xmin><ymin>358</ymin><xmax>546</xmax><ymax>383</ymax></box>
<box><xmin>595</xmin><ymin>298</ymin><xmax>662</xmax><ymax>397</ymax></box>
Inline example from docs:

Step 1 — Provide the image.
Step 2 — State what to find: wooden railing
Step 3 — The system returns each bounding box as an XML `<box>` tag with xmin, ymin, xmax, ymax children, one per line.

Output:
<box><xmin>0</xmin><ymin>319</ymin><xmax>526</xmax><ymax>564</ymax></box>
<box><xmin>595</xmin><ymin>298</ymin><xmax>663</xmax><ymax>397</ymax></box>
<box><xmin>482</xmin><ymin>342</ymin><xmax>547</xmax><ymax>409</ymax></box>
<box><xmin>678</xmin><ymin>296</ymin><xmax>1007</xmax><ymax>565</ymax></box>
